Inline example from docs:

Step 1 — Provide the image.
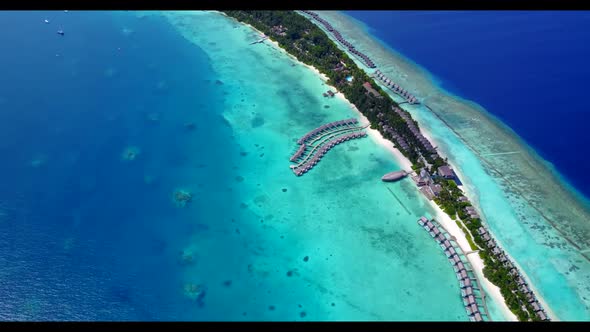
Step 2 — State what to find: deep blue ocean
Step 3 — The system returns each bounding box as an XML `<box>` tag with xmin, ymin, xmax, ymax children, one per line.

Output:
<box><xmin>346</xmin><ymin>11</ymin><xmax>590</xmax><ymax>199</ymax></box>
<box><xmin>0</xmin><ymin>11</ymin><xmax>234</xmax><ymax>320</ymax></box>
<box><xmin>2</xmin><ymin>10</ymin><xmax>589</xmax><ymax>321</ymax></box>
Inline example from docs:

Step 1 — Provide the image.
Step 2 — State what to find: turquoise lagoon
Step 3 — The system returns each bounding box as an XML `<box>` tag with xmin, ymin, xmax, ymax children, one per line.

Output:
<box><xmin>155</xmin><ymin>11</ymin><xmax>473</xmax><ymax>320</ymax></box>
<box><xmin>309</xmin><ymin>11</ymin><xmax>590</xmax><ymax>320</ymax></box>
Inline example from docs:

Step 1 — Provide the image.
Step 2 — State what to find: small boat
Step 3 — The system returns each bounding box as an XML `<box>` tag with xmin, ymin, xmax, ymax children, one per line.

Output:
<box><xmin>381</xmin><ymin>170</ymin><xmax>408</xmax><ymax>182</ymax></box>
<box><xmin>57</xmin><ymin>29</ymin><xmax>64</xmax><ymax>36</ymax></box>
<box><xmin>44</xmin><ymin>19</ymin><xmax>50</xmax><ymax>24</ymax></box>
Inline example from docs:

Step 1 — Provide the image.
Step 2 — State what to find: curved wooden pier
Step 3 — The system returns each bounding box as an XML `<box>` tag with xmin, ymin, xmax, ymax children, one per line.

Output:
<box><xmin>296</xmin><ymin>118</ymin><xmax>358</xmax><ymax>145</ymax></box>
<box><xmin>289</xmin><ymin>116</ymin><xmax>369</xmax><ymax>175</ymax></box>
<box><xmin>291</xmin><ymin>127</ymin><xmax>367</xmax><ymax>169</ymax></box>
<box><xmin>292</xmin><ymin>131</ymin><xmax>367</xmax><ymax>176</ymax></box>
<box><xmin>418</xmin><ymin>216</ymin><xmax>491</xmax><ymax>322</ymax></box>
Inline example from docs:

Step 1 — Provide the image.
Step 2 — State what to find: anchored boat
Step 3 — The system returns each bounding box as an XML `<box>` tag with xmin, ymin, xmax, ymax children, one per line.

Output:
<box><xmin>381</xmin><ymin>170</ymin><xmax>408</xmax><ymax>182</ymax></box>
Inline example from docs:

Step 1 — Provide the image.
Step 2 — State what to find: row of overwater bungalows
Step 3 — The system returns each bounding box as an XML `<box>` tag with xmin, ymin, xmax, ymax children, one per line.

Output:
<box><xmin>296</xmin><ymin>118</ymin><xmax>358</xmax><ymax>145</ymax></box>
<box><xmin>418</xmin><ymin>216</ymin><xmax>484</xmax><ymax>322</ymax></box>
<box><xmin>374</xmin><ymin>69</ymin><xmax>418</xmax><ymax>104</ymax></box>
<box><xmin>293</xmin><ymin>131</ymin><xmax>366</xmax><ymax>176</ymax></box>
<box><xmin>477</xmin><ymin>226</ymin><xmax>550</xmax><ymax>321</ymax></box>
<box><xmin>300</xmin><ymin>11</ymin><xmax>376</xmax><ymax>68</ymax></box>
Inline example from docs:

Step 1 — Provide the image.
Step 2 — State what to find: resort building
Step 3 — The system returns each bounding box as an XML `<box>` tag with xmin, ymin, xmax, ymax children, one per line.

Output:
<box><xmin>415</xmin><ymin>168</ymin><xmax>433</xmax><ymax>186</ymax></box>
<box><xmin>362</xmin><ymin>82</ymin><xmax>381</xmax><ymax>98</ymax></box>
<box><xmin>438</xmin><ymin>165</ymin><xmax>457</xmax><ymax>179</ymax></box>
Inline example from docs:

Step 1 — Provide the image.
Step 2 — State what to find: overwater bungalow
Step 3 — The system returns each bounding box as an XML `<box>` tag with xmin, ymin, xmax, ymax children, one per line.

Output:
<box><xmin>418</xmin><ymin>216</ymin><xmax>428</xmax><ymax>226</ymax></box>
<box><xmin>452</xmin><ymin>255</ymin><xmax>462</xmax><ymax>266</ymax></box>
<box><xmin>464</xmin><ymin>295</ymin><xmax>476</xmax><ymax>306</ymax></box>
<box><xmin>432</xmin><ymin>227</ymin><xmax>441</xmax><ymax>236</ymax></box>
<box><xmin>469</xmin><ymin>303</ymin><xmax>479</xmax><ymax>314</ymax></box>
<box><xmin>461</xmin><ymin>287</ymin><xmax>474</xmax><ymax>297</ymax></box>
<box><xmin>457</xmin><ymin>270</ymin><xmax>468</xmax><ymax>280</ymax></box>
<box><xmin>446</xmin><ymin>247</ymin><xmax>457</xmax><ymax>258</ymax></box>
<box><xmin>424</xmin><ymin>220</ymin><xmax>435</xmax><ymax>230</ymax></box>
<box><xmin>461</xmin><ymin>278</ymin><xmax>473</xmax><ymax>288</ymax></box>
<box><xmin>456</xmin><ymin>262</ymin><xmax>465</xmax><ymax>271</ymax></box>
<box><xmin>443</xmin><ymin>240</ymin><xmax>452</xmax><ymax>248</ymax></box>
<box><xmin>473</xmin><ymin>312</ymin><xmax>483</xmax><ymax>322</ymax></box>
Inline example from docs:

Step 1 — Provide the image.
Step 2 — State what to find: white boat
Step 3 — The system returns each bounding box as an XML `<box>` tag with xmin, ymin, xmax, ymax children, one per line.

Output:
<box><xmin>381</xmin><ymin>170</ymin><xmax>408</xmax><ymax>182</ymax></box>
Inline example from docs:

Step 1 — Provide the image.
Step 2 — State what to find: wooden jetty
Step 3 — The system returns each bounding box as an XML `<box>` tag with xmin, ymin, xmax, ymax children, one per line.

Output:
<box><xmin>250</xmin><ymin>35</ymin><xmax>268</xmax><ymax>45</ymax></box>
<box><xmin>292</xmin><ymin>131</ymin><xmax>367</xmax><ymax>176</ymax></box>
<box><xmin>289</xmin><ymin>118</ymin><xmax>368</xmax><ymax>176</ymax></box>
<box><xmin>418</xmin><ymin>216</ymin><xmax>491</xmax><ymax>322</ymax></box>
<box><xmin>296</xmin><ymin>118</ymin><xmax>358</xmax><ymax>145</ymax></box>
<box><xmin>381</xmin><ymin>170</ymin><xmax>408</xmax><ymax>182</ymax></box>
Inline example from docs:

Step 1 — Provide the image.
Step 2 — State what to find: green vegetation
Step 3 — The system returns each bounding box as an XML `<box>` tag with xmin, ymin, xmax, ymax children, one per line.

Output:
<box><xmin>223</xmin><ymin>10</ymin><xmax>436</xmax><ymax>165</ymax></box>
<box><xmin>455</xmin><ymin>220</ymin><xmax>477</xmax><ymax>251</ymax></box>
<box><xmin>222</xmin><ymin>10</ymin><xmax>545</xmax><ymax>321</ymax></box>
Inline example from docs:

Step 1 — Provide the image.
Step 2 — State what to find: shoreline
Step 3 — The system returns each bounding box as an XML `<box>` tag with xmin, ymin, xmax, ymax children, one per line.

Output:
<box><xmin>418</xmin><ymin>123</ymin><xmax>558</xmax><ymax>321</ymax></box>
<box><xmin>219</xmin><ymin>11</ymin><xmax>526</xmax><ymax>321</ymax></box>
<box><xmin>346</xmin><ymin>97</ymin><xmax>413</xmax><ymax>172</ymax></box>
<box><xmin>282</xmin><ymin>34</ymin><xmax>516</xmax><ymax>320</ymax></box>
<box><xmin>283</xmin><ymin>16</ymin><xmax>519</xmax><ymax>321</ymax></box>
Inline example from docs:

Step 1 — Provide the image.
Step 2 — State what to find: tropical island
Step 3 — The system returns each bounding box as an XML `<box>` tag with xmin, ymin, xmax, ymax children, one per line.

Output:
<box><xmin>222</xmin><ymin>10</ymin><xmax>549</xmax><ymax>321</ymax></box>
